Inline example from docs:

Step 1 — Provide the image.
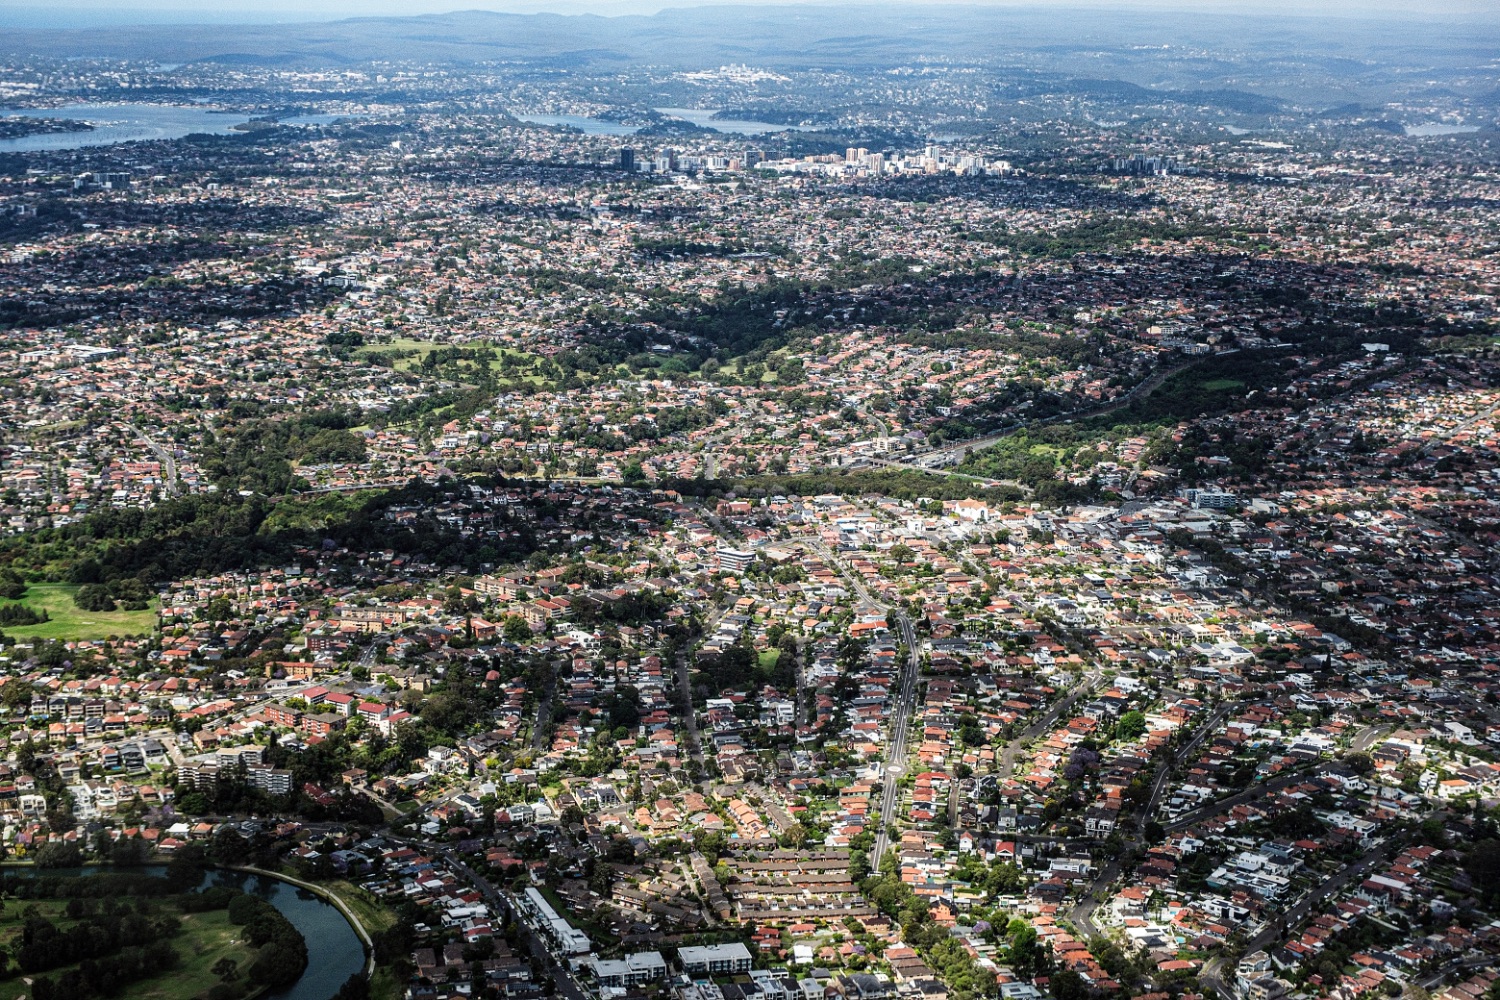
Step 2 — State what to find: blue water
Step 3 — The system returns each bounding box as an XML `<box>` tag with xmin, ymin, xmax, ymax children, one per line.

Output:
<box><xmin>206</xmin><ymin>870</ymin><xmax>367</xmax><ymax>1000</ymax></box>
<box><xmin>1404</xmin><ymin>123</ymin><xmax>1480</xmax><ymax>136</ymax></box>
<box><xmin>0</xmin><ymin>104</ymin><xmax>349</xmax><ymax>151</ymax></box>
<box><xmin>655</xmin><ymin>107</ymin><xmax>816</xmax><ymax>135</ymax></box>
<box><xmin>7</xmin><ymin>866</ymin><xmax>366</xmax><ymax>1000</ymax></box>
<box><xmin>514</xmin><ymin>114</ymin><xmax>641</xmax><ymax>136</ymax></box>
<box><xmin>515</xmin><ymin>108</ymin><xmax>814</xmax><ymax>137</ymax></box>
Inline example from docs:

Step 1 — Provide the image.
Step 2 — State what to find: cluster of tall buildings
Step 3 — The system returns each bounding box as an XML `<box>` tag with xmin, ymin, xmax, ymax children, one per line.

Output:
<box><xmin>1104</xmin><ymin>153</ymin><xmax>1197</xmax><ymax>176</ymax></box>
<box><xmin>618</xmin><ymin>146</ymin><xmax>767</xmax><ymax>174</ymax></box>
<box><xmin>617</xmin><ymin>144</ymin><xmax>1012</xmax><ymax>178</ymax></box>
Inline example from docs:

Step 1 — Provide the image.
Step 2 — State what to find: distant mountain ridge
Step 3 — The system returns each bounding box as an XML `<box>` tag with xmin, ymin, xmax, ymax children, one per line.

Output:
<box><xmin>2</xmin><ymin>3</ymin><xmax>1495</xmax><ymax>76</ymax></box>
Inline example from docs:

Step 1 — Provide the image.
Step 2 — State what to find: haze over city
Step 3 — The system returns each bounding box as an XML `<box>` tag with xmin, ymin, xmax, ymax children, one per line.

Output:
<box><xmin>0</xmin><ymin>7</ymin><xmax>1496</xmax><ymax>1000</ymax></box>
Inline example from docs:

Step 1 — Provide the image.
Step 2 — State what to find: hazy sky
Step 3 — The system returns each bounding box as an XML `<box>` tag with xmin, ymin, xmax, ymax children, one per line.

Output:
<box><xmin>6</xmin><ymin>0</ymin><xmax>1497</xmax><ymax>26</ymax></box>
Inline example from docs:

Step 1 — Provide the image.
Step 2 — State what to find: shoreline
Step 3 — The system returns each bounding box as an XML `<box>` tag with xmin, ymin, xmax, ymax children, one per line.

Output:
<box><xmin>1</xmin><ymin>860</ymin><xmax>377</xmax><ymax>983</ymax></box>
<box><xmin>228</xmin><ymin>864</ymin><xmax>378</xmax><ymax>978</ymax></box>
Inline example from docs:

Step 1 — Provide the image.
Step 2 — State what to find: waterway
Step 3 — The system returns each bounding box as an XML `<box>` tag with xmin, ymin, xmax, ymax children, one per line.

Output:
<box><xmin>0</xmin><ymin>104</ymin><xmax>345</xmax><ymax>152</ymax></box>
<box><xmin>513</xmin><ymin>113</ymin><xmax>640</xmax><ymax>136</ymax></box>
<box><xmin>1404</xmin><ymin>123</ymin><xmax>1480</xmax><ymax>137</ymax></box>
<box><xmin>652</xmin><ymin>107</ymin><xmax>815</xmax><ymax>135</ymax></box>
<box><xmin>10</xmin><ymin>865</ymin><xmax>366</xmax><ymax>1000</ymax></box>
<box><xmin>515</xmin><ymin>108</ymin><xmax>814</xmax><ymax>137</ymax></box>
<box><xmin>208</xmin><ymin>869</ymin><xmax>368</xmax><ymax>1000</ymax></box>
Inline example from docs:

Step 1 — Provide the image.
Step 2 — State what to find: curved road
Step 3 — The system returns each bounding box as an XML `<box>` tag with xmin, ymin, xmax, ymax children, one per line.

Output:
<box><xmin>232</xmin><ymin>865</ymin><xmax>376</xmax><ymax>977</ymax></box>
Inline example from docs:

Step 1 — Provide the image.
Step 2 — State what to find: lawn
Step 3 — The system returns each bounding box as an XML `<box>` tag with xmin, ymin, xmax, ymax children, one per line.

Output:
<box><xmin>0</xmin><ymin>905</ymin><xmax>244</xmax><ymax>1000</ymax></box>
<box><xmin>758</xmin><ymin>649</ymin><xmax>781</xmax><ymax>670</ymax></box>
<box><xmin>1</xmin><ymin>583</ymin><xmax>158</xmax><ymax>641</ymax></box>
<box><xmin>320</xmin><ymin>879</ymin><xmax>398</xmax><ymax>934</ymax></box>
<box><xmin>359</xmin><ymin>338</ymin><xmax>549</xmax><ymax>383</ymax></box>
<box><xmin>370</xmin><ymin>965</ymin><xmax>404</xmax><ymax>1000</ymax></box>
<box><xmin>537</xmin><ymin>885</ymin><xmax>582</xmax><ymax>929</ymax></box>
<box><xmin>1200</xmin><ymin>378</ymin><xmax>1247</xmax><ymax>392</ymax></box>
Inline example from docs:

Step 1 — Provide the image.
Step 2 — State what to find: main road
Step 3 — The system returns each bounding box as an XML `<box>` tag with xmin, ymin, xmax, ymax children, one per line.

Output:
<box><xmin>804</xmin><ymin>538</ymin><xmax>920</xmax><ymax>868</ymax></box>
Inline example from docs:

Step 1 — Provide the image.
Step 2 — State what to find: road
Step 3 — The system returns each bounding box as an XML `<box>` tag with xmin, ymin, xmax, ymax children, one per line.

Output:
<box><xmin>675</xmin><ymin>647</ymin><xmax>705</xmax><ymax>765</ymax></box>
<box><xmin>804</xmin><ymin>539</ymin><xmax>919</xmax><ymax>867</ymax></box>
<box><xmin>430</xmin><ymin>845</ymin><xmax>591</xmax><ymax>1000</ymax></box>
<box><xmin>831</xmin><ymin>358</ymin><xmax>1200</xmax><ymax>475</ymax></box>
<box><xmin>1200</xmin><ymin>835</ymin><xmax>1412</xmax><ymax>997</ymax></box>
<box><xmin>676</xmin><ymin>598</ymin><xmax>735</xmax><ymax>769</ymax></box>
<box><xmin>872</xmin><ymin>610</ymin><xmax>920</xmax><ymax>867</ymax></box>
<box><xmin>997</xmin><ymin>668</ymin><xmax>1103</xmax><ymax>780</ymax></box>
<box><xmin>1161</xmin><ymin>721</ymin><xmax>1387</xmax><ymax>835</ymax></box>
<box><xmin>1069</xmin><ymin>703</ymin><xmax>1235</xmax><ymax>938</ymax></box>
<box><xmin>531</xmin><ymin>663</ymin><xmax>557</xmax><ymax>752</ymax></box>
<box><xmin>134</xmin><ymin>425</ymin><xmax>180</xmax><ymax>496</ymax></box>
<box><xmin>1163</xmin><ymin>766</ymin><xmax>1319</xmax><ymax>834</ymax></box>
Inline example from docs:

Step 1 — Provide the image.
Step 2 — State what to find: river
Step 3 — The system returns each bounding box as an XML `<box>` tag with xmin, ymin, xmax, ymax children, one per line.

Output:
<box><xmin>512</xmin><ymin>113</ymin><xmax>640</xmax><ymax>136</ymax></box>
<box><xmin>206</xmin><ymin>869</ymin><xmax>368</xmax><ymax>1000</ymax></box>
<box><xmin>0</xmin><ymin>104</ymin><xmax>344</xmax><ymax>152</ymax></box>
<box><xmin>515</xmin><ymin>108</ymin><xmax>814</xmax><ymax>136</ymax></box>
<box><xmin>1404</xmin><ymin>123</ymin><xmax>1480</xmax><ymax>137</ymax></box>
<box><xmin>10</xmin><ymin>865</ymin><xmax>366</xmax><ymax>1000</ymax></box>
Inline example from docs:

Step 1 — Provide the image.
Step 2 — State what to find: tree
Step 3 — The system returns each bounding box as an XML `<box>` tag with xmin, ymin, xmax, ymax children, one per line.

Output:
<box><xmin>1049</xmin><ymin>968</ymin><xmax>1087</xmax><ymax>1000</ymax></box>
<box><xmin>1115</xmin><ymin>710</ymin><xmax>1147</xmax><ymax>741</ymax></box>
<box><xmin>1465</xmin><ymin>839</ymin><xmax>1500</xmax><ymax>900</ymax></box>
<box><xmin>0</xmin><ymin>679</ymin><xmax>31</xmax><ymax>709</ymax></box>
<box><xmin>74</xmin><ymin>583</ymin><xmax>117</xmax><ymax>612</ymax></box>
<box><xmin>333</xmin><ymin>973</ymin><xmax>372</xmax><ymax>1000</ymax></box>
<box><xmin>502</xmin><ymin>615</ymin><xmax>532</xmax><ymax>643</ymax></box>
<box><xmin>1006</xmin><ymin>918</ymin><xmax>1042</xmax><ymax>978</ymax></box>
<box><xmin>33</xmin><ymin>841</ymin><xmax>83</xmax><ymax>868</ymax></box>
<box><xmin>212</xmin><ymin>958</ymin><xmax>240</xmax><ymax>982</ymax></box>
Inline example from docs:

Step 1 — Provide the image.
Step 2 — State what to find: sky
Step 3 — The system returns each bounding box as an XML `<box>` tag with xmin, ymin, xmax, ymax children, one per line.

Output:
<box><xmin>3</xmin><ymin>0</ymin><xmax>1496</xmax><ymax>27</ymax></box>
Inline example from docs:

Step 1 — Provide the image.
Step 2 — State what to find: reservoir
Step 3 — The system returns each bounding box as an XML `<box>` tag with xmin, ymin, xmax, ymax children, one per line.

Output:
<box><xmin>0</xmin><ymin>104</ymin><xmax>344</xmax><ymax>151</ymax></box>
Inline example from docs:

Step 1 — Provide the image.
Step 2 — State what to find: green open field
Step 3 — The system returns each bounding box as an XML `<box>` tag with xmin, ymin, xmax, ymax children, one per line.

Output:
<box><xmin>758</xmin><ymin>649</ymin><xmax>781</xmax><ymax>669</ymax></box>
<box><xmin>1200</xmin><ymin>378</ymin><xmax>1247</xmax><ymax>392</ymax></box>
<box><xmin>0</xmin><ymin>903</ymin><xmax>244</xmax><ymax>1000</ymax></box>
<box><xmin>357</xmin><ymin>337</ymin><xmax>548</xmax><ymax>383</ymax></box>
<box><xmin>1</xmin><ymin>584</ymin><xmax>158</xmax><ymax>641</ymax></box>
